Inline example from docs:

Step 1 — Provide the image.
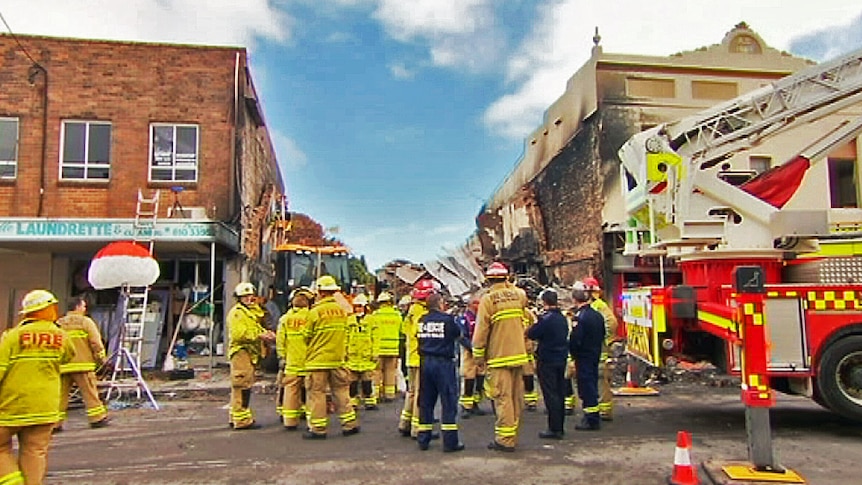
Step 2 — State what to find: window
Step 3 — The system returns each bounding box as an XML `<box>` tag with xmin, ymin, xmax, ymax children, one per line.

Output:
<box><xmin>150</xmin><ymin>124</ymin><xmax>199</xmax><ymax>182</ymax></box>
<box><xmin>60</xmin><ymin>120</ymin><xmax>111</xmax><ymax>180</ymax></box>
<box><xmin>0</xmin><ymin>118</ymin><xmax>18</xmax><ymax>179</ymax></box>
<box><xmin>828</xmin><ymin>158</ymin><xmax>858</xmax><ymax>208</ymax></box>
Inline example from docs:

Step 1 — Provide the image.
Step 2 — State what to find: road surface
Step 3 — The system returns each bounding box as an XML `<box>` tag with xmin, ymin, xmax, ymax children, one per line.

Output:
<box><xmin>44</xmin><ymin>383</ymin><xmax>862</xmax><ymax>484</ymax></box>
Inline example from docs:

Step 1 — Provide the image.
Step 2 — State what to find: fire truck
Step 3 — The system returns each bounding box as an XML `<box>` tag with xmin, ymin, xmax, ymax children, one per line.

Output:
<box><xmin>618</xmin><ymin>46</ymin><xmax>862</xmax><ymax>421</ymax></box>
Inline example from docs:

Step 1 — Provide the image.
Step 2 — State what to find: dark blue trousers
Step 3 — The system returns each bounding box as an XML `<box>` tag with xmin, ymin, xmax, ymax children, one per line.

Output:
<box><xmin>418</xmin><ymin>356</ymin><xmax>460</xmax><ymax>450</ymax></box>
<box><xmin>576</xmin><ymin>357</ymin><xmax>600</xmax><ymax>425</ymax></box>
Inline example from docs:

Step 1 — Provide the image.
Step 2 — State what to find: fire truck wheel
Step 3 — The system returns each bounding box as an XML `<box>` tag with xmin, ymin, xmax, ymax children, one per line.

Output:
<box><xmin>817</xmin><ymin>335</ymin><xmax>862</xmax><ymax>422</ymax></box>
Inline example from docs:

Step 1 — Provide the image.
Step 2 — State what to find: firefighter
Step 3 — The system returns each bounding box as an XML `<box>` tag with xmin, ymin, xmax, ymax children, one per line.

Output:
<box><xmin>227</xmin><ymin>282</ymin><xmax>275</xmax><ymax>430</ymax></box>
<box><xmin>458</xmin><ymin>294</ymin><xmax>488</xmax><ymax>418</ymax></box>
<box><xmin>522</xmin><ymin>304</ymin><xmax>539</xmax><ymax>411</ymax></box>
<box><xmin>569</xmin><ymin>281</ymin><xmax>605</xmax><ymax>431</ymax></box>
<box><xmin>526</xmin><ymin>288</ymin><xmax>570</xmax><ymax>439</ymax></box>
<box><xmin>583</xmin><ymin>276</ymin><xmax>619</xmax><ymax>421</ymax></box>
<box><xmin>57</xmin><ymin>296</ymin><xmax>109</xmax><ymax>431</ymax></box>
<box><xmin>303</xmin><ymin>275</ymin><xmax>359</xmax><ymax>439</ymax></box>
<box><xmin>369</xmin><ymin>292</ymin><xmax>401</xmax><ymax>401</ymax></box>
<box><xmin>276</xmin><ymin>287</ymin><xmax>313</xmax><ymax>430</ymax></box>
<box><xmin>0</xmin><ymin>290</ymin><xmax>75</xmax><ymax>485</ymax></box>
<box><xmin>398</xmin><ymin>279</ymin><xmax>434</xmax><ymax>438</ymax></box>
<box><xmin>563</xmin><ymin>308</ymin><xmax>577</xmax><ymax>415</ymax></box>
<box><xmin>347</xmin><ymin>294</ymin><xmax>377</xmax><ymax>410</ymax></box>
<box><xmin>416</xmin><ymin>293</ymin><xmax>465</xmax><ymax>452</ymax></box>
<box><xmin>473</xmin><ymin>262</ymin><xmax>530</xmax><ymax>452</ymax></box>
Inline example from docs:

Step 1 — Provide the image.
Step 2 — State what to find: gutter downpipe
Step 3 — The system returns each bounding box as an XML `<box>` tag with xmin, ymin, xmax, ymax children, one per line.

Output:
<box><xmin>30</xmin><ymin>63</ymin><xmax>48</xmax><ymax>217</ymax></box>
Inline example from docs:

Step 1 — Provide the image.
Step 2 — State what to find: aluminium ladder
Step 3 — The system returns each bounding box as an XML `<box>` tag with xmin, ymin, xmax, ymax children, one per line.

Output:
<box><xmin>105</xmin><ymin>189</ymin><xmax>160</xmax><ymax>409</ymax></box>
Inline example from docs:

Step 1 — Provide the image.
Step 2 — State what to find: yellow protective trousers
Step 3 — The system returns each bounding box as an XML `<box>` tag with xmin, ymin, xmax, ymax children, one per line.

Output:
<box><xmin>0</xmin><ymin>423</ymin><xmax>54</xmax><ymax>485</ymax></box>
<box><xmin>60</xmin><ymin>372</ymin><xmax>107</xmax><ymax>425</ymax></box>
<box><xmin>306</xmin><ymin>368</ymin><xmax>357</xmax><ymax>436</ymax></box>
<box><xmin>488</xmin><ymin>366</ymin><xmax>524</xmax><ymax>448</ymax></box>
<box><xmin>229</xmin><ymin>350</ymin><xmax>256</xmax><ymax>429</ymax></box>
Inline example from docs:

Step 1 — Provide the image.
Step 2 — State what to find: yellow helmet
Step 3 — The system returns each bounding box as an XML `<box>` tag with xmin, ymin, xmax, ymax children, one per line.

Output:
<box><xmin>316</xmin><ymin>275</ymin><xmax>340</xmax><ymax>291</ymax></box>
<box><xmin>376</xmin><ymin>291</ymin><xmax>394</xmax><ymax>303</ymax></box>
<box><xmin>234</xmin><ymin>282</ymin><xmax>256</xmax><ymax>297</ymax></box>
<box><xmin>289</xmin><ymin>286</ymin><xmax>314</xmax><ymax>300</ymax></box>
<box><xmin>19</xmin><ymin>289</ymin><xmax>59</xmax><ymax>315</ymax></box>
<box><xmin>352</xmin><ymin>294</ymin><xmax>369</xmax><ymax>306</ymax></box>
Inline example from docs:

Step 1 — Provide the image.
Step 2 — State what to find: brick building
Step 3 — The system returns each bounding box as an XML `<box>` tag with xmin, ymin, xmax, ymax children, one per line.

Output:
<box><xmin>477</xmin><ymin>23</ymin><xmax>850</xmax><ymax>301</ymax></box>
<box><xmin>0</xmin><ymin>34</ymin><xmax>284</xmax><ymax>365</ymax></box>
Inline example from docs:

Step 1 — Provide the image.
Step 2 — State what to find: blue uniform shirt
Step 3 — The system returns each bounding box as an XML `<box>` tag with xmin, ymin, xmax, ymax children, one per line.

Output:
<box><xmin>526</xmin><ymin>307</ymin><xmax>569</xmax><ymax>364</ymax></box>
<box><xmin>569</xmin><ymin>304</ymin><xmax>605</xmax><ymax>363</ymax></box>
<box><xmin>418</xmin><ymin>310</ymin><xmax>461</xmax><ymax>359</ymax></box>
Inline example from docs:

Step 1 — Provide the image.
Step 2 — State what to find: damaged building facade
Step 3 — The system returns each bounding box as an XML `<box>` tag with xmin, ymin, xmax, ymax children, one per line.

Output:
<box><xmin>477</xmin><ymin>24</ymin><xmax>814</xmax><ymax>302</ymax></box>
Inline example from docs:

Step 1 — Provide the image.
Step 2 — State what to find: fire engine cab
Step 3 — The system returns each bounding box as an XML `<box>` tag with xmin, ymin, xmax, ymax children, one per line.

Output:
<box><xmin>618</xmin><ymin>46</ymin><xmax>862</xmax><ymax>421</ymax></box>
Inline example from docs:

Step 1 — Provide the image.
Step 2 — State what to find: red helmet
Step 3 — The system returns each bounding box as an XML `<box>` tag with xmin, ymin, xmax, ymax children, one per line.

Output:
<box><xmin>411</xmin><ymin>279</ymin><xmax>435</xmax><ymax>300</ymax></box>
<box><xmin>485</xmin><ymin>262</ymin><xmax>509</xmax><ymax>278</ymax></box>
<box><xmin>583</xmin><ymin>277</ymin><xmax>601</xmax><ymax>291</ymax></box>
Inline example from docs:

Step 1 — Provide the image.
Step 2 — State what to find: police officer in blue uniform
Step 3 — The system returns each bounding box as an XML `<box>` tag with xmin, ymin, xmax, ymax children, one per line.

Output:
<box><xmin>569</xmin><ymin>281</ymin><xmax>606</xmax><ymax>431</ymax></box>
<box><xmin>416</xmin><ymin>293</ymin><xmax>465</xmax><ymax>452</ymax></box>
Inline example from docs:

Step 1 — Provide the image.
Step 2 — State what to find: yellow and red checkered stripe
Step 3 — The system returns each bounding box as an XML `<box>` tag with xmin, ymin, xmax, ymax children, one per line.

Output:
<box><xmin>766</xmin><ymin>289</ymin><xmax>861</xmax><ymax>311</ymax></box>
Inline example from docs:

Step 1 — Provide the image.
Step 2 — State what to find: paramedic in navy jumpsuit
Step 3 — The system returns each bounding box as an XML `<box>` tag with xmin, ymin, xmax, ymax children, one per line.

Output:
<box><xmin>416</xmin><ymin>293</ymin><xmax>465</xmax><ymax>452</ymax></box>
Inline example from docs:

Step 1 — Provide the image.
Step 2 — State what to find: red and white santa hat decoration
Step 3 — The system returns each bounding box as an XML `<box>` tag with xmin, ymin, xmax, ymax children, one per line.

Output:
<box><xmin>88</xmin><ymin>241</ymin><xmax>160</xmax><ymax>290</ymax></box>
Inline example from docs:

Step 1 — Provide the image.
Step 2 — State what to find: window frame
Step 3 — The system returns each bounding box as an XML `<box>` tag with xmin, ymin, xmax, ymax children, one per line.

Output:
<box><xmin>148</xmin><ymin>123</ymin><xmax>200</xmax><ymax>183</ymax></box>
<box><xmin>828</xmin><ymin>157</ymin><xmax>859</xmax><ymax>209</ymax></box>
<box><xmin>59</xmin><ymin>119</ymin><xmax>112</xmax><ymax>181</ymax></box>
<box><xmin>0</xmin><ymin>117</ymin><xmax>19</xmax><ymax>180</ymax></box>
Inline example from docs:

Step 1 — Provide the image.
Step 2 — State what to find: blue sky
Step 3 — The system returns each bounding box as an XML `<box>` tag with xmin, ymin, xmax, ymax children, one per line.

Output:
<box><xmin>3</xmin><ymin>1</ymin><xmax>862</xmax><ymax>270</ymax></box>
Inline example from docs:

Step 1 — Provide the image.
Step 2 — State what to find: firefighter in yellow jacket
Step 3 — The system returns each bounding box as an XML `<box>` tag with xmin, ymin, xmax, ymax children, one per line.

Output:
<box><xmin>228</xmin><ymin>282</ymin><xmax>275</xmax><ymax>430</ymax></box>
<box><xmin>276</xmin><ymin>287</ymin><xmax>313</xmax><ymax>430</ymax></box>
<box><xmin>0</xmin><ymin>289</ymin><xmax>75</xmax><ymax>485</ymax></box>
<box><xmin>473</xmin><ymin>262</ymin><xmax>529</xmax><ymax>452</ymax></box>
<box><xmin>303</xmin><ymin>275</ymin><xmax>359</xmax><ymax>439</ymax></box>
<box><xmin>346</xmin><ymin>294</ymin><xmax>377</xmax><ymax>410</ymax></box>
<box><xmin>398</xmin><ymin>279</ymin><xmax>433</xmax><ymax>438</ymax></box>
<box><xmin>57</xmin><ymin>297</ymin><xmax>109</xmax><ymax>431</ymax></box>
<box><xmin>584</xmin><ymin>277</ymin><xmax>619</xmax><ymax>421</ymax></box>
<box><xmin>368</xmin><ymin>292</ymin><xmax>401</xmax><ymax>401</ymax></box>
<box><xmin>522</xmin><ymin>305</ymin><xmax>539</xmax><ymax>411</ymax></box>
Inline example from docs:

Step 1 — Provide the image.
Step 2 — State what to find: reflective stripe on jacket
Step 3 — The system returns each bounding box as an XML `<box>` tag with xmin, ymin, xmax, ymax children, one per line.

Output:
<box><xmin>472</xmin><ymin>282</ymin><xmax>529</xmax><ymax>368</ymax></box>
<box><xmin>277</xmin><ymin>307</ymin><xmax>309</xmax><ymax>375</ymax></box>
<box><xmin>304</xmin><ymin>296</ymin><xmax>348</xmax><ymax>370</ymax></box>
<box><xmin>369</xmin><ymin>305</ymin><xmax>401</xmax><ymax>357</ymax></box>
<box><xmin>403</xmin><ymin>302</ymin><xmax>427</xmax><ymax>368</ymax></box>
<box><xmin>346</xmin><ymin>314</ymin><xmax>375</xmax><ymax>372</ymax></box>
<box><xmin>227</xmin><ymin>303</ymin><xmax>266</xmax><ymax>364</ymax></box>
<box><xmin>0</xmin><ymin>318</ymin><xmax>75</xmax><ymax>426</ymax></box>
<box><xmin>57</xmin><ymin>312</ymin><xmax>105</xmax><ymax>374</ymax></box>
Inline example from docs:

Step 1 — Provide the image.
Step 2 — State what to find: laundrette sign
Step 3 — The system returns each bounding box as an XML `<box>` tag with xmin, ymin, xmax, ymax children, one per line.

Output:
<box><xmin>0</xmin><ymin>220</ymin><xmax>215</xmax><ymax>240</ymax></box>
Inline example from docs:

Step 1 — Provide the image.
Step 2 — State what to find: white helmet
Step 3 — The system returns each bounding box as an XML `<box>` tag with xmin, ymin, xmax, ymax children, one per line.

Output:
<box><xmin>234</xmin><ymin>282</ymin><xmax>256</xmax><ymax>297</ymax></box>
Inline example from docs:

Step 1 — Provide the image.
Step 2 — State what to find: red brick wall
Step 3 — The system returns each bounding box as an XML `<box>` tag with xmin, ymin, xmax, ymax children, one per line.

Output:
<box><xmin>0</xmin><ymin>34</ymin><xmax>273</xmax><ymax>220</ymax></box>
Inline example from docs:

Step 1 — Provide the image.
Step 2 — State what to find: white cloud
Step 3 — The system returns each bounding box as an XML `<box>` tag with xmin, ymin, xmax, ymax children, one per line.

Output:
<box><xmin>388</xmin><ymin>62</ymin><xmax>415</xmax><ymax>80</ymax></box>
<box><xmin>0</xmin><ymin>0</ymin><xmax>290</xmax><ymax>48</ymax></box>
<box><xmin>371</xmin><ymin>0</ymin><xmax>503</xmax><ymax>71</ymax></box>
<box><xmin>483</xmin><ymin>0</ymin><xmax>862</xmax><ymax>140</ymax></box>
<box><xmin>272</xmin><ymin>130</ymin><xmax>308</xmax><ymax>172</ymax></box>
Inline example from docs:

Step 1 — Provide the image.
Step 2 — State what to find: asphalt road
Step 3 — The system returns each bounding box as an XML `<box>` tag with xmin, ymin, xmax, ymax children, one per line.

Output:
<box><xmin>44</xmin><ymin>383</ymin><xmax>862</xmax><ymax>485</ymax></box>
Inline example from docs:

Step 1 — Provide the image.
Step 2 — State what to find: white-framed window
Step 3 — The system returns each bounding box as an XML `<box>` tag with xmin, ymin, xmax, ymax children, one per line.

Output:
<box><xmin>0</xmin><ymin>117</ymin><xmax>18</xmax><ymax>179</ymax></box>
<box><xmin>60</xmin><ymin>120</ymin><xmax>111</xmax><ymax>180</ymax></box>
<box><xmin>150</xmin><ymin>124</ymin><xmax>199</xmax><ymax>182</ymax></box>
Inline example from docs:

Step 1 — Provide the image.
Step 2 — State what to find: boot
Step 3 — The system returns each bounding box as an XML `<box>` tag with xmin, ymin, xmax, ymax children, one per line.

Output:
<box><xmin>574</xmin><ymin>415</ymin><xmax>601</xmax><ymax>431</ymax></box>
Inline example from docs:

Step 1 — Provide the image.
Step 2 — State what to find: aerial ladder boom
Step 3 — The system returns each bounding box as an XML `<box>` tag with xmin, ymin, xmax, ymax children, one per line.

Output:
<box><xmin>619</xmin><ymin>46</ymin><xmax>862</xmax><ymax>254</ymax></box>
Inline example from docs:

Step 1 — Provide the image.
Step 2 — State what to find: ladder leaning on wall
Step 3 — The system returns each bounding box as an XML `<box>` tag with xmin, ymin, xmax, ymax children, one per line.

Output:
<box><xmin>105</xmin><ymin>189</ymin><xmax>160</xmax><ymax>409</ymax></box>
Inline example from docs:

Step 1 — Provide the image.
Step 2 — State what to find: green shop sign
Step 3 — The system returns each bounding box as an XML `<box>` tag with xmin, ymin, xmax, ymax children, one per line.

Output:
<box><xmin>0</xmin><ymin>219</ymin><xmax>238</xmax><ymax>247</ymax></box>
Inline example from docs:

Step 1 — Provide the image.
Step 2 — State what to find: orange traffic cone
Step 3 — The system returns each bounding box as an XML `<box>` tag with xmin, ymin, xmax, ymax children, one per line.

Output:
<box><xmin>668</xmin><ymin>431</ymin><xmax>700</xmax><ymax>485</ymax></box>
<box><xmin>613</xmin><ymin>360</ymin><xmax>659</xmax><ymax>396</ymax></box>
